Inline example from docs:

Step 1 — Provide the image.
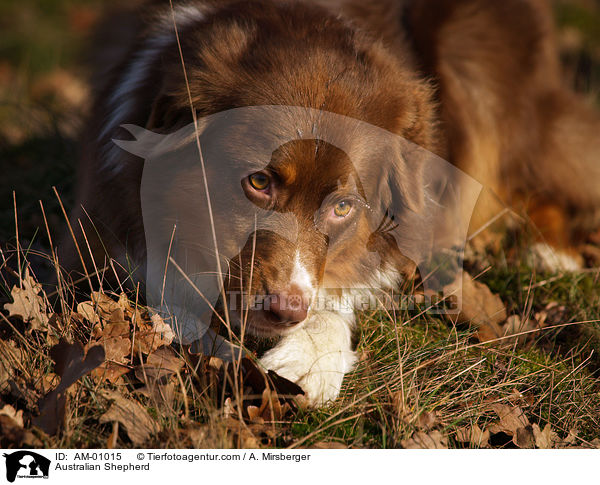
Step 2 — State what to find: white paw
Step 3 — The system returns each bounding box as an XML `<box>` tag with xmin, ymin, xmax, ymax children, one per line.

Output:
<box><xmin>260</xmin><ymin>346</ymin><xmax>356</xmax><ymax>406</ymax></box>
<box><xmin>528</xmin><ymin>243</ymin><xmax>582</xmax><ymax>273</ymax></box>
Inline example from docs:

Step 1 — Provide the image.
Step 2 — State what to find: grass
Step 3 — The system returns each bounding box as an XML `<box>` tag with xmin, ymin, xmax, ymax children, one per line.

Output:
<box><xmin>1</xmin><ymin>0</ymin><xmax>600</xmax><ymax>449</ymax></box>
<box><xmin>1</xmin><ymin>234</ymin><xmax>599</xmax><ymax>448</ymax></box>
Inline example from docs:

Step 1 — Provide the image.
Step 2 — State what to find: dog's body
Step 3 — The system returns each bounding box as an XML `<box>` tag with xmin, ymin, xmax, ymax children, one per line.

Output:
<box><xmin>64</xmin><ymin>0</ymin><xmax>600</xmax><ymax>405</ymax></box>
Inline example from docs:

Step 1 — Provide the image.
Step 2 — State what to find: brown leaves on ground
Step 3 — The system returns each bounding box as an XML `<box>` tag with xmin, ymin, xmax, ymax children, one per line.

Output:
<box><xmin>99</xmin><ymin>391</ymin><xmax>159</xmax><ymax>446</ymax></box>
<box><xmin>443</xmin><ymin>272</ymin><xmax>559</xmax><ymax>346</ymax></box>
<box><xmin>401</xmin><ymin>430</ymin><xmax>448</xmax><ymax>449</ymax></box>
<box><xmin>1</xmin><ymin>277</ymin><xmax>305</xmax><ymax>447</ymax></box>
<box><xmin>487</xmin><ymin>403</ymin><xmax>535</xmax><ymax>448</ymax></box>
<box><xmin>78</xmin><ymin>292</ymin><xmax>176</xmax><ymax>384</ymax></box>
<box><xmin>453</xmin><ymin>403</ymin><xmax>593</xmax><ymax>449</ymax></box>
<box><xmin>3</xmin><ymin>270</ymin><xmax>50</xmax><ymax>332</ymax></box>
<box><xmin>444</xmin><ymin>272</ymin><xmax>507</xmax><ymax>342</ymax></box>
<box><xmin>396</xmin><ymin>399</ymin><xmax>584</xmax><ymax>450</ymax></box>
<box><xmin>197</xmin><ymin>357</ymin><xmax>304</xmax><ymax>447</ymax></box>
<box><xmin>455</xmin><ymin>424</ymin><xmax>490</xmax><ymax>448</ymax></box>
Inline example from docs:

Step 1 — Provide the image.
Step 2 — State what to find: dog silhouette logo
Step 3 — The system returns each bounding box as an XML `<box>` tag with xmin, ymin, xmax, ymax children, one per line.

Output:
<box><xmin>3</xmin><ymin>451</ymin><xmax>50</xmax><ymax>482</ymax></box>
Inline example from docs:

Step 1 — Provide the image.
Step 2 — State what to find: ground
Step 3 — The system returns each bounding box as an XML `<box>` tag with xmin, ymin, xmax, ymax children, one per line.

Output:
<box><xmin>1</xmin><ymin>0</ymin><xmax>600</xmax><ymax>449</ymax></box>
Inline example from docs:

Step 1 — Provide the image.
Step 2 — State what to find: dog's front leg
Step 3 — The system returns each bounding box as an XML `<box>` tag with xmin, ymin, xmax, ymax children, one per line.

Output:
<box><xmin>259</xmin><ymin>311</ymin><xmax>357</xmax><ymax>406</ymax></box>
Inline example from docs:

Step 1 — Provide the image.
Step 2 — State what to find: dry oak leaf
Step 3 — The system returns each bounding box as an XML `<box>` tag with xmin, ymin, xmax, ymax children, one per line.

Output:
<box><xmin>88</xmin><ymin>319</ymin><xmax>132</xmax><ymax>383</ymax></box>
<box><xmin>142</xmin><ymin>346</ymin><xmax>184</xmax><ymax>381</ymax></box>
<box><xmin>133</xmin><ymin>347</ymin><xmax>183</xmax><ymax>408</ymax></box>
<box><xmin>0</xmin><ymin>339</ymin><xmax>23</xmax><ymax>392</ymax></box>
<box><xmin>443</xmin><ymin>272</ymin><xmax>507</xmax><ymax>342</ymax></box>
<box><xmin>221</xmin><ymin>417</ymin><xmax>276</xmax><ymax>448</ymax></box>
<box><xmin>416</xmin><ymin>411</ymin><xmax>438</xmax><ymax>431</ymax></box>
<box><xmin>455</xmin><ymin>425</ymin><xmax>490</xmax><ymax>448</ymax></box>
<box><xmin>401</xmin><ymin>430</ymin><xmax>448</xmax><ymax>449</ymax></box>
<box><xmin>502</xmin><ymin>315</ymin><xmax>542</xmax><ymax>345</ymax></box>
<box><xmin>532</xmin><ymin>423</ymin><xmax>556</xmax><ymax>449</ymax></box>
<box><xmin>0</xmin><ymin>404</ymin><xmax>24</xmax><ymax>427</ymax></box>
<box><xmin>488</xmin><ymin>403</ymin><xmax>530</xmax><ymax>432</ymax></box>
<box><xmin>247</xmin><ymin>388</ymin><xmax>291</xmax><ymax>423</ymax></box>
<box><xmin>149</xmin><ymin>313</ymin><xmax>176</xmax><ymax>345</ymax></box>
<box><xmin>89</xmin><ymin>292</ymin><xmax>121</xmax><ymax>320</ymax></box>
<box><xmin>76</xmin><ymin>300</ymin><xmax>100</xmax><ymax>326</ymax></box>
<box><xmin>100</xmin><ymin>390</ymin><xmax>159</xmax><ymax>445</ymax></box>
<box><xmin>97</xmin><ymin>321</ymin><xmax>131</xmax><ymax>362</ymax></box>
<box><xmin>134</xmin><ymin>321</ymin><xmax>173</xmax><ymax>354</ymax></box>
<box><xmin>91</xmin><ymin>361</ymin><xmax>131</xmax><ymax>384</ymax></box>
<box><xmin>487</xmin><ymin>403</ymin><xmax>534</xmax><ymax>448</ymax></box>
<box><xmin>3</xmin><ymin>270</ymin><xmax>50</xmax><ymax>332</ymax></box>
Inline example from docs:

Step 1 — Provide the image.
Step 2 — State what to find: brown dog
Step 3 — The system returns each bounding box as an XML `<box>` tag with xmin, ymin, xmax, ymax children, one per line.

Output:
<box><xmin>62</xmin><ymin>0</ymin><xmax>600</xmax><ymax>404</ymax></box>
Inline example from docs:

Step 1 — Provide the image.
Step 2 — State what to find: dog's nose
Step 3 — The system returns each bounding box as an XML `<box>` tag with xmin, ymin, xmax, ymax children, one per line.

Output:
<box><xmin>267</xmin><ymin>284</ymin><xmax>309</xmax><ymax>324</ymax></box>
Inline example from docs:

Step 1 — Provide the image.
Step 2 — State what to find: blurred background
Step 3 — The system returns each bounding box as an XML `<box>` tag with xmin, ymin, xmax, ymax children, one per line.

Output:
<box><xmin>1</xmin><ymin>0</ymin><xmax>599</xmax><ymax>247</ymax></box>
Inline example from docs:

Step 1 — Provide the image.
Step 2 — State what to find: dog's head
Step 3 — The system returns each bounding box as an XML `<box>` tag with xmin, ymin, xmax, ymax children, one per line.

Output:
<box><xmin>119</xmin><ymin>1</ymin><xmax>439</xmax><ymax>339</ymax></box>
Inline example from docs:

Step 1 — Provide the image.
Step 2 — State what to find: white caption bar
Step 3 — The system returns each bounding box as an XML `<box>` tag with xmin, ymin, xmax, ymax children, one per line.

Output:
<box><xmin>0</xmin><ymin>449</ymin><xmax>597</xmax><ymax>484</ymax></box>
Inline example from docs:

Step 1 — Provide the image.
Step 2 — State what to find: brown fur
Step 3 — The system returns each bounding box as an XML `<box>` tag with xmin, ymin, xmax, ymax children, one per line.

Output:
<box><xmin>64</xmin><ymin>0</ymin><xmax>600</xmax><ymax>336</ymax></box>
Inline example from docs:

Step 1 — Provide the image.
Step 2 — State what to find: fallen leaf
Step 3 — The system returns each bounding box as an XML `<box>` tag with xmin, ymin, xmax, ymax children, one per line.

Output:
<box><xmin>515</xmin><ymin>425</ymin><xmax>535</xmax><ymax>449</ymax></box>
<box><xmin>0</xmin><ymin>340</ymin><xmax>22</xmax><ymax>392</ymax></box>
<box><xmin>89</xmin><ymin>319</ymin><xmax>132</xmax><ymax>380</ymax></box>
<box><xmin>220</xmin><ymin>417</ymin><xmax>276</xmax><ymax>448</ymax></box>
<box><xmin>100</xmin><ymin>391</ymin><xmax>159</xmax><ymax>446</ymax></box>
<box><xmin>253</xmin><ymin>388</ymin><xmax>290</xmax><ymax>422</ymax></box>
<box><xmin>33</xmin><ymin>339</ymin><xmax>105</xmax><ymax>435</ymax></box>
<box><xmin>502</xmin><ymin>315</ymin><xmax>542</xmax><ymax>345</ymax></box>
<box><xmin>455</xmin><ymin>424</ymin><xmax>490</xmax><ymax>448</ymax></box>
<box><xmin>401</xmin><ymin>430</ymin><xmax>448</xmax><ymax>449</ymax></box>
<box><xmin>311</xmin><ymin>441</ymin><xmax>348</xmax><ymax>449</ymax></box>
<box><xmin>76</xmin><ymin>301</ymin><xmax>100</xmax><ymax>326</ymax></box>
<box><xmin>487</xmin><ymin>403</ymin><xmax>534</xmax><ymax>448</ymax></box>
<box><xmin>443</xmin><ymin>272</ymin><xmax>507</xmax><ymax>342</ymax></box>
<box><xmin>91</xmin><ymin>361</ymin><xmax>131</xmax><ymax>384</ymax></box>
<box><xmin>150</xmin><ymin>313</ymin><xmax>176</xmax><ymax>345</ymax></box>
<box><xmin>133</xmin><ymin>347</ymin><xmax>183</xmax><ymax>408</ymax></box>
<box><xmin>0</xmin><ymin>405</ymin><xmax>24</xmax><ymax>427</ymax></box>
<box><xmin>532</xmin><ymin>423</ymin><xmax>555</xmax><ymax>449</ymax></box>
<box><xmin>0</xmin><ymin>414</ymin><xmax>42</xmax><ymax>447</ymax></box>
<box><xmin>417</xmin><ymin>411</ymin><xmax>438</xmax><ymax>431</ymax></box>
<box><xmin>90</xmin><ymin>292</ymin><xmax>121</xmax><ymax>320</ymax></box>
<box><xmin>3</xmin><ymin>270</ymin><xmax>50</xmax><ymax>332</ymax></box>
<box><xmin>134</xmin><ymin>320</ymin><xmax>171</xmax><ymax>354</ymax></box>
<box><xmin>137</xmin><ymin>346</ymin><xmax>183</xmax><ymax>381</ymax></box>
<box><xmin>487</xmin><ymin>403</ymin><xmax>530</xmax><ymax>433</ymax></box>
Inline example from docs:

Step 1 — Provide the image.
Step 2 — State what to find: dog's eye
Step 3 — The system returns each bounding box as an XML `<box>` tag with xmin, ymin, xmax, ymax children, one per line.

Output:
<box><xmin>248</xmin><ymin>172</ymin><xmax>270</xmax><ymax>191</ymax></box>
<box><xmin>333</xmin><ymin>201</ymin><xmax>352</xmax><ymax>218</ymax></box>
